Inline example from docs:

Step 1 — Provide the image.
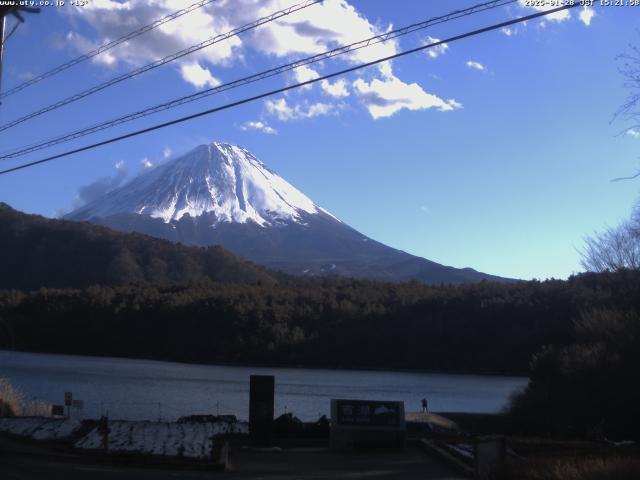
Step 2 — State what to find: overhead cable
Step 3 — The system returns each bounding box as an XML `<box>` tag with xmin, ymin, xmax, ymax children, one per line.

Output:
<box><xmin>0</xmin><ymin>0</ymin><xmax>322</xmax><ymax>132</ymax></box>
<box><xmin>0</xmin><ymin>0</ymin><xmax>517</xmax><ymax>160</ymax></box>
<box><xmin>0</xmin><ymin>3</ymin><xmax>580</xmax><ymax>176</ymax></box>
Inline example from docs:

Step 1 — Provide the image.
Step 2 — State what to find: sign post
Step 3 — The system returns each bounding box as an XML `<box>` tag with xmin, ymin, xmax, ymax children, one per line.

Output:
<box><xmin>249</xmin><ymin>375</ymin><xmax>275</xmax><ymax>446</ymax></box>
<box><xmin>64</xmin><ymin>392</ymin><xmax>72</xmax><ymax>418</ymax></box>
<box><xmin>71</xmin><ymin>399</ymin><xmax>84</xmax><ymax>420</ymax></box>
<box><xmin>330</xmin><ymin>399</ymin><xmax>406</xmax><ymax>450</ymax></box>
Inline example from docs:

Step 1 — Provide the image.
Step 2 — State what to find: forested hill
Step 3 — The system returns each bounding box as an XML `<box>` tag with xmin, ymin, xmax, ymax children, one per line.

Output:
<box><xmin>3</xmin><ymin>202</ymin><xmax>639</xmax><ymax>377</ymax></box>
<box><xmin>0</xmin><ymin>203</ymin><xmax>279</xmax><ymax>290</ymax></box>
<box><xmin>2</xmin><ymin>270</ymin><xmax>638</xmax><ymax>375</ymax></box>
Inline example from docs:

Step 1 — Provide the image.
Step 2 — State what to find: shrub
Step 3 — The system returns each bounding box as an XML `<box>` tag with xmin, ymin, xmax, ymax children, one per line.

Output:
<box><xmin>0</xmin><ymin>378</ymin><xmax>52</xmax><ymax>417</ymax></box>
<box><xmin>499</xmin><ymin>457</ymin><xmax>640</xmax><ymax>480</ymax></box>
<box><xmin>507</xmin><ymin>309</ymin><xmax>640</xmax><ymax>440</ymax></box>
<box><xmin>0</xmin><ymin>377</ymin><xmax>24</xmax><ymax>416</ymax></box>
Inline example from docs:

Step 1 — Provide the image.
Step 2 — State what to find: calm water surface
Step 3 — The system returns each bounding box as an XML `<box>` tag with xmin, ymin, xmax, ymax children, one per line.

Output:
<box><xmin>0</xmin><ymin>350</ymin><xmax>527</xmax><ymax>421</ymax></box>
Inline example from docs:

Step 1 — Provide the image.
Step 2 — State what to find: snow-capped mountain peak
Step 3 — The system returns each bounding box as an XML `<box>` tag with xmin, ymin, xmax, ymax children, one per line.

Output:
<box><xmin>68</xmin><ymin>141</ymin><xmax>338</xmax><ymax>226</ymax></box>
<box><xmin>65</xmin><ymin>141</ymin><xmax>510</xmax><ymax>285</ymax></box>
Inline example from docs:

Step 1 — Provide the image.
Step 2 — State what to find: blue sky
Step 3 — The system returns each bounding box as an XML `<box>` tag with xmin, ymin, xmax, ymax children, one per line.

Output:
<box><xmin>0</xmin><ymin>0</ymin><xmax>638</xmax><ymax>280</ymax></box>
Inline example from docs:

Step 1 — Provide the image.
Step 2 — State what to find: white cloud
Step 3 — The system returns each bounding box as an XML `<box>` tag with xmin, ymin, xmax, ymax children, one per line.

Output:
<box><xmin>68</xmin><ymin>0</ymin><xmax>402</xmax><ymax>81</ymax></box>
<box><xmin>63</xmin><ymin>30</ymin><xmax>117</xmax><ymax>67</ymax></box>
<box><xmin>519</xmin><ymin>0</ymin><xmax>571</xmax><ymax>22</ymax></box>
<box><xmin>501</xmin><ymin>27</ymin><xmax>514</xmax><ymax>37</ymax></box>
<box><xmin>68</xmin><ymin>0</ymin><xmax>241</xmax><ymax>70</ymax></box>
<box><xmin>265</xmin><ymin>97</ymin><xmax>338</xmax><ymax>121</ymax></box>
<box><xmin>466</xmin><ymin>60</ymin><xmax>486</xmax><ymax>72</ymax></box>
<box><xmin>627</xmin><ymin>129</ymin><xmax>640</xmax><ymax>139</ymax></box>
<box><xmin>179</xmin><ymin>62</ymin><xmax>220</xmax><ymax>89</ymax></box>
<box><xmin>140</xmin><ymin>157</ymin><xmax>153</xmax><ymax>169</ymax></box>
<box><xmin>74</xmin><ymin>159</ymin><xmax>128</xmax><ymax>207</ymax></box>
<box><xmin>140</xmin><ymin>148</ymin><xmax>173</xmax><ymax>171</ymax></box>
<box><xmin>241</xmin><ymin>120</ymin><xmax>278</xmax><ymax>134</ymax></box>
<box><xmin>292</xmin><ymin>65</ymin><xmax>320</xmax><ymax>92</ymax></box>
<box><xmin>293</xmin><ymin>64</ymin><xmax>320</xmax><ymax>90</ymax></box>
<box><xmin>91</xmin><ymin>0</ymin><xmax>131</xmax><ymax>10</ymax></box>
<box><xmin>419</xmin><ymin>205</ymin><xmax>432</xmax><ymax>215</ymax></box>
<box><xmin>424</xmin><ymin>36</ymin><xmax>448</xmax><ymax>59</ymax></box>
<box><xmin>68</xmin><ymin>0</ymin><xmax>398</xmax><ymax>75</ymax></box>
<box><xmin>266</xmin><ymin>98</ymin><xmax>296</xmax><ymax>121</ymax></box>
<box><xmin>521</xmin><ymin>2</ymin><xmax>594</xmax><ymax>27</ymax></box>
<box><xmin>321</xmin><ymin>78</ymin><xmax>349</xmax><ymax>98</ymax></box>
<box><xmin>65</xmin><ymin>0</ymin><xmax>456</xmax><ymax>122</ymax></box>
<box><xmin>579</xmin><ymin>7</ymin><xmax>595</xmax><ymax>26</ymax></box>
<box><xmin>306</xmin><ymin>102</ymin><xmax>335</xmax><ymax>117</ymax></box>
<box><xmin>352</xmin><ymin>76</ymin><xmax>461</xmax><ymax>120</ymax></box>
<box><xmin>250</xmin><ymin>0</ymin><xmax>398</xmax><ymax>72</ymax></box>
<box><xmin>17</xmin><ymin>71</ymin><xmax>36</xmax><ymax>80</ymax></box>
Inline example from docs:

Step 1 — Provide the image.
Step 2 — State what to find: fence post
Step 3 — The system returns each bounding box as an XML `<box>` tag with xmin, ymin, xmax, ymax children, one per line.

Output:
<box><xmin>474</xmin><ymin>435</ymin><xmax>506</xmax><ymax>479</ymax></box>
<box><xmin>98</xmin><ymin>416</ymin><xmax>110</xmax><ymax>453</ymax></box>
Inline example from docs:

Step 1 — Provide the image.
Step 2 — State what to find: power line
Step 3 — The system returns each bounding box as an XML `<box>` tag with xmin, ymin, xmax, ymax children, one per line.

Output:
<box><xmin>0</xmin><ymin>0</ymin><xmax>322</xmax><ymax>133</ymax></box>
<box><xmin>0</xmin><ymin>0</ymin><xmax>221</xmax><ymax>100</ymax></box>
<box><xmin>0</xmin><ymin>3</ymin><xmax>580</xmax><ymax>177</ymax></box>
<box><xmin>0</xmin><ymin>0</ymin><xmax>518</xmax><ymax>161</ymax></box>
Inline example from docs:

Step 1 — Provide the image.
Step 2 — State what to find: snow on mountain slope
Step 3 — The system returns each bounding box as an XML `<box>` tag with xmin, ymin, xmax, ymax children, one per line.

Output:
<box><xmin>66</xmin><ymin>141</ymin><xmax>512</xmax><ymax>284</ymax></box>
<box><xmin>68</xmin><ymin>142</ymin><xmax>337</xmax><ymax>226</ymax></box>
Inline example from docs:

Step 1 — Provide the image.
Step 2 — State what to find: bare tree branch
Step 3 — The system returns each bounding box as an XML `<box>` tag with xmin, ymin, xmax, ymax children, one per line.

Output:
<box><xmin>580</xmin><ymin>218</ymin><xmax>640</xmax><ymax>272</ymax></box>
<box><xmin>611</xmin><ymin>169</ymin><xmax>640</xmax><ymax>182</ymax></box>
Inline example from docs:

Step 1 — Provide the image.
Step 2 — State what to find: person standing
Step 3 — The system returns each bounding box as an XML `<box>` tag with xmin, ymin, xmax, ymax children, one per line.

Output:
<box><xmin>421</xmin><ymin>398</ymin><xmax>429</xmax><ymax>414</ymax></box>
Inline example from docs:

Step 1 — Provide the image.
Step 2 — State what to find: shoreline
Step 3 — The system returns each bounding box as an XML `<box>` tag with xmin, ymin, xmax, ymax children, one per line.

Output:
<box><xmin>0</xmin><ymin>348</ymin><xmax>530</xmax><ymax>380</ymax></box>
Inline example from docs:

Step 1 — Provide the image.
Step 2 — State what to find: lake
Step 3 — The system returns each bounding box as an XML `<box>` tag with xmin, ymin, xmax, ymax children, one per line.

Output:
<box><xmin>0</xmin><ymin>350</ymin><xmax>527</xmax><ymax>421</ymax></box>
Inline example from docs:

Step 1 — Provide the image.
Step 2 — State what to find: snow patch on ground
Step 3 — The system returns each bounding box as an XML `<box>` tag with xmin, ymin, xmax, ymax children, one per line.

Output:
<box><xmin>0</xmin><ymin>418</ymin><xmax>81</xmax><ymax>441</ymax></box>
<box><xmin>447</xmin><ymin>442</ymin><xmax>474</xmax><ymax>459</ymax></box>
<box><xmin>74</xmin><ymin>420</ymin><xmax>248</xmax><ymax>459</ymax></box>
<box><xmin>0</xmin><ymin>417</ymin><xmax>248</xmax><ymax>460</ymax></box>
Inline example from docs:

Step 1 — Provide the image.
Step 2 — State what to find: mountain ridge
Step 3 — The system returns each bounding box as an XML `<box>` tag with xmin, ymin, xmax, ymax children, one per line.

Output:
<box><xmin>66</xmin><ymin>141</ymin><xmax>513</xmax><ymax>284</ymax></box>
<box><xmin>0</xmin><ymin>202</ymin><xmax>279</xmax><ymax>291</ymax></box>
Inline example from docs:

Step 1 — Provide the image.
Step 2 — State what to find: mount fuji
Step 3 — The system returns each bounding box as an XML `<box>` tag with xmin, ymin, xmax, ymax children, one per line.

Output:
<box><xmin>66</xmin><ymin>141</ymin><xmax>508</xmax><ymax>284</ymax></box>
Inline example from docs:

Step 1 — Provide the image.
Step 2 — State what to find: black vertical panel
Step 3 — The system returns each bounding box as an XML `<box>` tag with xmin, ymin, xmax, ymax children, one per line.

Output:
<box><xmin>249</xmin><ymin>375</ymin><xmax>275</xmax><ymax>445</ymax></box>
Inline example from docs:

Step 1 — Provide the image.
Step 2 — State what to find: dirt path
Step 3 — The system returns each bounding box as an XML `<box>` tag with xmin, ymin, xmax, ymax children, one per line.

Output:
<box><xmin>3</xmin><ymin>447</ymin><xmax>465</xmax><ymax>480</ymax></box>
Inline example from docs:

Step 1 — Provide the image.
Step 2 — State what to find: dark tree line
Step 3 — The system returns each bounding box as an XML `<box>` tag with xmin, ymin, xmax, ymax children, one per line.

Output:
<box><xmin>508</xmin><ymin>304</ymin><xmax>640</xmax><ymax>440</ymax></box>
<box><xmin>2</xmin><ymin>204</ymin><xmax>640</xmax><ymax>439</ymax></box>
<box><xmin>1</xmin><ymin>270</ymin><xmax>639</xmax><ymax>379</ymax></box>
